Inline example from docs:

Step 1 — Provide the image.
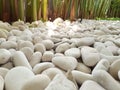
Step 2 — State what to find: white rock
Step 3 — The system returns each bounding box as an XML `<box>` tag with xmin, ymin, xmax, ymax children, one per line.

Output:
<box><xmin>34</xmin><ymin>43</ymin><xmax>46</xmax><ymax>54</ymax></box>
<box><xmin>54</xmin><ymin>53</ymin><xmax>64</xmax><ymax>57</ymax></box>
<box><xmin>0</xmin><ymin>31</ymin><xmax>7</xmax><ymax>39</ymax></box>
<box><xmin>81</xmin><ymin>46</ymin><xmax>100</xmax><ymax>66</ymax></box>
<box><xmin>0</xmin><ymin>67</ymin><xmax>9</xmax><ymax>78</ymax></box>
<box><xmin>49</xmin><ymin>37</ymin><xmax>61</xmax><ymax>43</ymax></box>
<box><xmin>8</xmin><ymin>49</ymin><xmax>16</xmax><ymax>56</ymax></box>
<box><xmin>117</xmin><ymin>49</ymin><xmax>120</xmax><ymax>55</ymax></box>
<box><xmin>42</xmin><ymin>68</ymin><xmax>64</xmax><ymax>80</ymax></box>
<box><xmin>70</xmin><ymin>43</ymin><xmax>76</xmax><ymax>48</ymax></box>
<box><xmin>19</xmin><ymin>35</ymin><xmax>32</xmax><ymax>41</ymax></box>
<box><xmin>32</xmin><ymin>36</ymin><xmax>43</xmax><ymax>44</ymax></box>
<box><xmin>109</xmin><ymin>59</ymin><xmax>120</xmax><ymax>79</ymax></box>
<box><xmin>0</xmin><ymin>38</ymin><xmax>6</xmax><ymax>44</ymax></box>
<box><xmin>79</xmin><ymin>80</ymin><xmax>105</xmax><ymax>90</ymax></box>
<box><xmin>100</xmin><ymin>54</ymin><xmax>120</xmax><ymax>64</ymax></box>
<box><xmin>1</xmin><ymin>62</ymin><xmax>13</xmax><ymax>69</ymax></box>
<box><xmin>55</xmin><ymin>43</ymin><xmax>70</xmax><ymax>53</ymax></box>
<box><xmin>52</xmin><ymin>56</ymin><xmax>78</xmax><ymax>71</ymax></box>
<box><xmin>0</xmin><ymin>41</ymin><xmax>17</xmax><ymax>49</ymax></box>
<box><xmin>45</xmin><ymin>74</ymin><xmax>77</xmax><ymax>90</ymax></box>
<box><xmin>33</xmin><ymin>62</ymin><xmax>55</xmax><ymax>74</ymax></box>
<box><xmin>0</xmin><ymin>75</ymin><xmax>4</xmax><ymax>90</ymax></box>
<box><xmin>18</xmin><ymin>41</ymin><xmax>34</xmax><ymax>50</ymax></box>
<box><xmin>113</xmin><ymin>39</ymin><xmax>120</xmax><ymax>47</ymax></box>
<box><xmin>42</xmin><ymin>51</ymin><xmax>54</xmax><ymax>62</ymax></box>
<box><xmin>29</xmin><ymin>52</ymin><xmax>42</xmax><ymax>67</ymax></box>
<box><xmin>22</xmin><ymin>29</ymin><xmax>33</xmax><ymax>37</ymax></box>
<box><xmin>64</xmin><ymin>48</ymin><xmax>81</xmax><ymax>58</ymax></box>
<box><xmin>118</xmin><ymin>71</ymin><xmax>120</xmax><ymax>80</ymax></box>
<box><xmin>92</xmin><ymin>70</ymin><xmax>120</xmax><ymax>90</ymax></box>
<box><xmin>75</xmin><ymin>37</ymin><xmax>95</xmax><ymax>46</ymax></box>
<box><xmin>22</xmin><ymin>74</ymin><xmax>51</xmax><ymax>90</ymax></box>
<box><xmin>93</xmin><ymin>30</ymin><xmax>105</xmax><ymax>35</ymax></box>
<box><xmin>104</xmin><ymin>41</ymin><xmax>116</xmax><ymax>47</ymax></box>
<box><xmin>5</xmin><ymin>67</ymin><xmax>34</xmax><ymax>90</ymax></box>
<box><xmin>100</xmin><ymin>48</ymin><xmax>113</xmax><ymax>56</ymax></box>
<box><xmin>12</xmin><ymin>51</ymin><xmax>32</xmax><ymax>70</ymax></box>
<box><xmin>76</xmin><ymin>62</ymin><xmax>91</xmax><ymax>74</ymax></box>
<box><xmin>92</xmin><ymin>59</ymin><xmax>110</xmax><ymax>74</ymax></box>
<box><xmin>42</xmin><ymin>40</ymin><xmax>54</xmax><ymax>50</ymax></box>
<box><xmin>8</xmin><ymin>36</ymin><xmax>17</xmax><ymax>42</ymax></box>
<box><xmin>0</xmin><ymin>49</ymin><xmax>11</xmax><ymax>64</ymax></box>
<box><xmin>20</xmin><ymin>47</ymin><xmax>34</xmax><ymax>61</ymax></box>
<box><xmin>94</xmin><ymin>42</ymin><xmax>105</xmax><ymax>52</ymax></box>
<box><xmin>10</xmin><ymin>30</ymin><xmax>22</xmax><ymax>36</ymax></box>
<box><xmin>72</xmin><ymin>70</ymin><xmax>95</xmax><ymax>85</ymax></box>
<box><xmin>53</xmin><ymin>17</ymin><xmax>63</xmax><ymax>25</ymax></box>
<box><xmin>106</xmin><ymin>46</ymin><xmax>118</xmax><ymax>55</ymax></box>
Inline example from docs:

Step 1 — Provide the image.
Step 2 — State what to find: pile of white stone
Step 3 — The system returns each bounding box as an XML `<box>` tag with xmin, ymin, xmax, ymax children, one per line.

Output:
<box><xmin>0</xmin><ymin>18</ymin><xmax>120</xmax><ymax>90</ymax></box>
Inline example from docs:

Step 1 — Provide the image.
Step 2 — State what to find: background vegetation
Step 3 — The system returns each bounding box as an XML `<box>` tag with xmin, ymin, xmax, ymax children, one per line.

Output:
<box><xmin>0</xmin><ymin>0</ymin><xmax>120</xmax><ymax>22</ymax></box>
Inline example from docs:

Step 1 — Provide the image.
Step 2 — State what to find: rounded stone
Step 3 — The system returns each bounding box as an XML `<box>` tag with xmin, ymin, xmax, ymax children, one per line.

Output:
<box><xmin>5</xmin><ymin>67</ymin><xmax>34</xmax><ymax>90</ymax></box>
<box><xmin>109</xmin><ymin>59</ymin><xmax>120</xmax><ymax>80</ymax></box>
<box><xmin>10</xmin><ymin>30</ymin><xmax>22</xmax><ymax>36</ymax></box>
<box><xmin>29</xmin><ymin>52</ymin><xmax>42</xmax><ymax>67</ymax></box>
<box><xmin>76</xmin><ymin>62</ymin><xmax>91</xmax><ymax>74</ymax></box>
<box><xmin>52</xmin><ymin>56</ymin><xmax>78</xmax><ymax>71</ymax></box>
<box><xmin>92</xmin><ymin>59</ymin><xmax>110</xmax><ymax>74</ymax></box>
<box><xmin>93</xmin><ymin>70</ymin><xmax>120</xmax><ymax>90</ymax></box>
<box><xmin>106</xmin><ymin>46</ymin><xmax>118</xmax><ymax>55</ymax></box>
<box><xmin>55</xmin><ymin>43</ymin><xmax>70</xmax><ymax>53</ymax></box>
<box><xmin>12</xmin><ymin>51</ymin><xmax>32</xmax><ymax>70</ymax></box>
<box><xmin>42</xmin><ymin>51</ymin><xmax>54</xmax><ymax>62</ymax></box>
<box><xmin>42</xmin><ymin>68</ymin><xmax>64</xmax><ymax>80</ymax></box>
<box><xmin>33</xmin><ymin>62</ymin><xmax>55</xmax><ymax>74</ymax></box>
<box><xmin>81</xmin><ymin>46</ymin><xmax>100</xmax><ymax>66</ymax></box>
<box><xmin>75</xmin><ymin>37</ymin><xmax>95</xmax><ymax>47</ymax></box>
<box><xmin>0</xmin><ymin>75</ymin><xmax>4</xmax><ymax>90</ymax></box>
<box><xmin>22</xmin><ymin>74</ymin><xmax>51</xmax><ymax>90</ymax></box>
<box><xmin>79</xmin><ymin>80</ymin><xmax>105</xmax><ymax>90</ymax></box>
<box><xmin>64</xmin><ymin>48</ymin><xmax>81</xmax><ymax>58</ymax></box>
<box><xmin>45</xmin><ymin>74</ymin><xmax>77</xmax><ymax>90</ymax></box>
<box><xmin>0</xmin><ymin>30</ymin><xmax>7</xmax><ymax>38</ymax></box>
<box><xmin>0</xmin><ymin>49</ymin><xmax>11</xmax><ymax>64</ymax></box>
<box><xmin>0</xmin><ymin>41</ymin><xmax>17</xmax><ymax>49</ymax></box>
<box><xmin>54</xmin><ymin>53</ymin><xmax>64</xmax><ymax>57</ymax></box>
<box><xmin>18</xmin><ymin>41</ymin><xmax>34</xmax><ymax>50</ymax></box>
<box><xmin>0</xmin><ymin>67</ymin><xmax>9</xmax><ymax>78</ymax></box>
<box><xmin>1</xmin><ymin>62</ymin><xmax>13</xmax><ymax>69</ymax></box>
<box><xmin>72</xmin><ymin>70</ymin><xmax>95</xmax><ymax>85</ymax></box>
<box><xmin>20</xmin><ymin>47</ymin><xmax>34</xmax><ymax>61</ymax></box>
<box><xmin>118</xmin><ymin>71</ymin><xmax>120</xmax><ymax>80</ymax></box>
<box><xmin>34</xmin><ymin>43</ymin><xmax>46</xmax><ymax>54</ymax></box>
<box><xmin>42</xmin><ymin>40</ymin><xmax>54</xmax><ymax>50</ymax></box>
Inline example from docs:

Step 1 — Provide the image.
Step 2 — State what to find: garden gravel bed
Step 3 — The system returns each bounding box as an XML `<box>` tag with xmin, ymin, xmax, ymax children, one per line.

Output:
<box><xmin>0</xmin><ymin>18</ymin><xmax>120</xmax><ymax>90</ymax></box>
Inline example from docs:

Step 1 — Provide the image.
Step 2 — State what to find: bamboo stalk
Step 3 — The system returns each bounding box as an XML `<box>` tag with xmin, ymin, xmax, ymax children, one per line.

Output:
<box><xmin>42</xmin><ymin>0</ymin><xmax>48</xmax><ymax>21</ymax></box>
<box><xmin>18</xmin><ymin>0</ymin><xmax>25</xmax><ymax>21</ymax></box>
<box><xmin>65</xmin><ymin>0</ymin><xmax>71</xmax><ymax>19</ymax></box>
<box><xmin>37</xmin><ymin>0</ymin><xmax>42</xmax><ymax>20</ymax></box>
<box><xmin>70</xmin><ymin>0</ymin><xmax>75</xmax><ymax>20</ymax></box>
<box><xmin>32</xmin><ymin>0</ymin><xmax>37</xmax><ymax>21</ymax></box>
<box><xmin>0</xmin><ymin>0</ymin><xmax>3</xmax><ymax>20</ymax></box>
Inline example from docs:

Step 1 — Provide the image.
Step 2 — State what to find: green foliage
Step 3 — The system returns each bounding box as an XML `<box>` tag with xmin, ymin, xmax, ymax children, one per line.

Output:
<box><xmin>0</xmin><ymin>0</ymin><xmax>120</xmax><ymax>22</ymax></box>
<box><xmin>96</xmin><ymin>17</ymin><xmax>120</xmax><ymax>21</ymax></box>
<box><xmin>107</xmin><ymin>0</ymin><xmax>120</xmax><ymax>17</ymax></box>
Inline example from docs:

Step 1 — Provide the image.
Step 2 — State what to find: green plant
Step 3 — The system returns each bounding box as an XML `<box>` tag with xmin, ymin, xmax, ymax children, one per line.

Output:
<box><xmin>0</xmin><ymin>0</ymin><xmax>120</xmax><ymax>22</ymax></box>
